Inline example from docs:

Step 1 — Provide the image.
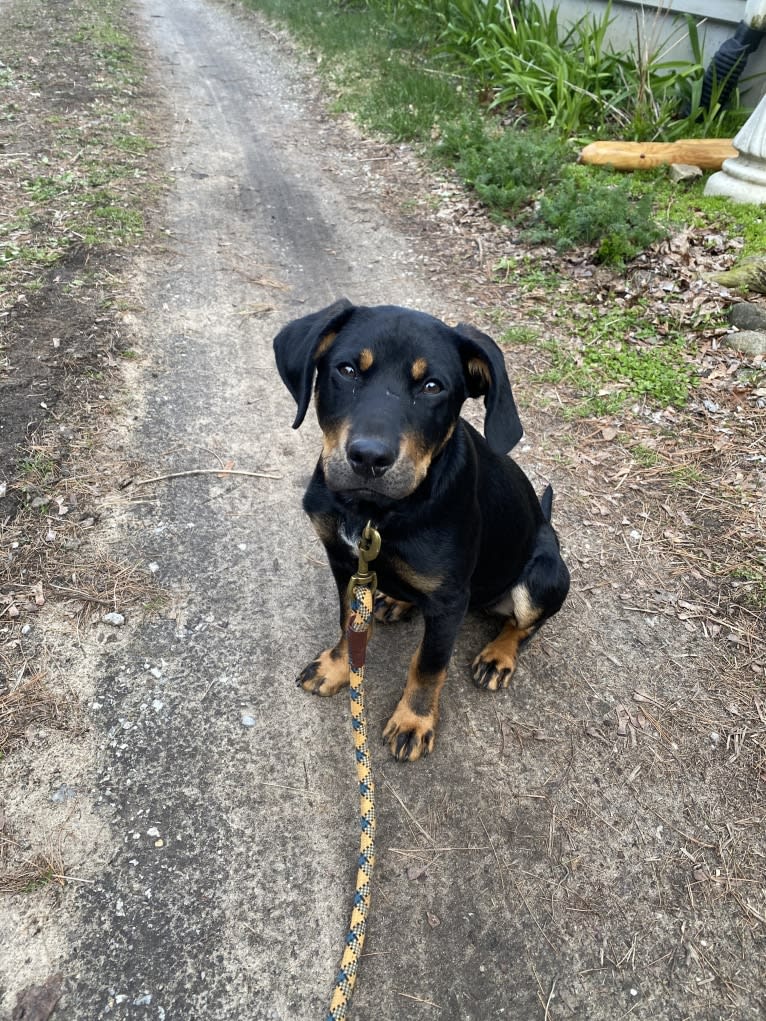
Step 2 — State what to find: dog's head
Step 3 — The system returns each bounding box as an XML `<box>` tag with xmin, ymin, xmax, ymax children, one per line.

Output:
<box><xmin>273</xmin><ymin>299</ymin><xmax>522</xmax><ymax>502</ymax></box>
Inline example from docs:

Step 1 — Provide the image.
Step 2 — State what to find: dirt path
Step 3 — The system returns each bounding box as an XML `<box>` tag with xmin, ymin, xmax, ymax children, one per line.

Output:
<box><xmin>2</xmin><ymin>0</ymin><xmax>763</xmax><ymax>1018</ymax></box>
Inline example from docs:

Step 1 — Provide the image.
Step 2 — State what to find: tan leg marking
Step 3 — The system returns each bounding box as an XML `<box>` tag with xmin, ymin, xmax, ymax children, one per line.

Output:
<box><xmin>383</xmin><ymin>651</ymin><xmax>447</xmax><ymax>762</ymax></box>
<box><xmin>373</xmin><ymin>591</ymin><xmax>414</xmax><ymax>623</ymax></box>
<box><xmin>297</xmin><ymin>635</ymin><xmax>351</xmax><ymax>696</ymax></box>
<box><xmin>472</xmin><ymin>620</ymin><xmax>535</xmax><ymax>692</ymax></box>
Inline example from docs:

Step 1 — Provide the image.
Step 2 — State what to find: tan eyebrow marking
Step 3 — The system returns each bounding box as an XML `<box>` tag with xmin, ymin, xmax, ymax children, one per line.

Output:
<box><xmin>359</xmin><ymin>348</ymin><xmax>374</xmax><ymax>371</ymax></box>
<box><xmin>411</xmin><ymin>357</ymin><xmax>428</xmax><ymax>381</ymax></box>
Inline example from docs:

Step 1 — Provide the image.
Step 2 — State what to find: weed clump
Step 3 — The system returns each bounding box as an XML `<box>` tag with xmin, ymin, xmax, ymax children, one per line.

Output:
<box><xmin>436</xmin><ymin>117</ymin><xmax>572</xmax><ymax>212</ymax></box>
<box><xmin>526</xmin><ymin>171</ymin><xmax>667</xmax><ymax>265</ymax></box>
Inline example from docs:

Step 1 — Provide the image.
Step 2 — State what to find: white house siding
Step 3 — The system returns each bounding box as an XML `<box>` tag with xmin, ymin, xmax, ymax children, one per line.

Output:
<box><xmin>538</xmin><ymin>0</ymin><xmax>766</xmax><ymax>103</ymax></box>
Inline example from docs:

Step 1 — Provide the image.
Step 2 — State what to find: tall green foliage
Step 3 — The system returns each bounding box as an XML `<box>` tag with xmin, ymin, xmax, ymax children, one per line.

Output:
<box><xmin>404</xmin><ymin>0</ymin><xmax>748</xmax><ymax>140</ymax></box>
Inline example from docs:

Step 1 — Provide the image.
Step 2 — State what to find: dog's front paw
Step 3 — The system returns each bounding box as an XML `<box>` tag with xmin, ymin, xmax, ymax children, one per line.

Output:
<box><xmin>373</xmin><ymin>591</ymin><xmax>414</xmax><ymax>624</ymax></box>
<box><xmin>383</xmin><ymin>701</ymin><xmax>436</xmax><ymax>762</ymax></box>
<box><xmin>297</xmin><ymin>646</ymin><xmax>349</xmax><ymax>696</ymax></box>
<box><xmin>472</xmin><ymin>646</ymin><xmax>518</xmax><ymax>692</ymax></box>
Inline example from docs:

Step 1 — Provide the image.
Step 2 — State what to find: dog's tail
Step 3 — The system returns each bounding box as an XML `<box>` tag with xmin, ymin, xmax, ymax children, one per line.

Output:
<box><xmin>540</xmin><ymin>483</ymin><xmax>554</xmax><ymax>522</ymax></box>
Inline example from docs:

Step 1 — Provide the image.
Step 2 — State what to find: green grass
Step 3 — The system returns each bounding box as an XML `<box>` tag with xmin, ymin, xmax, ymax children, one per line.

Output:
<box><xmin>0</xmin><ymin>0</ymin><xmax>153</xmax><ymax>310</ymax></box>
<box><xmin>494</xmin><ymin>258</ymin><xmax>565</xmax><ymax>293</ymax></box>
<box><xmin>537</xmin><ymin>305</ymin><xmax>695</xmax><ymax>410</ymax></box>
<box><xmin>501</xmin><ymin>325</ymin><xmax>540</xmax><ymax>345</ymax></box>
<box><xmin>18</xmin><ymin>451</ymin><xmax>57</xmax><ymax>483</ymax></box>
<box><xmin>22</xmin><ymin>867</ymin><xmax>57</xmax><ymax>893</ymax></box>
<box><xmin>242</xmin><ymin>0</ymin><xmax>465</xmax><ymax>140</ymax></box>
<box><xmin>631</xmin><ymin>444</ymin><xmax>661</xmax><ymax>468</ymax></box>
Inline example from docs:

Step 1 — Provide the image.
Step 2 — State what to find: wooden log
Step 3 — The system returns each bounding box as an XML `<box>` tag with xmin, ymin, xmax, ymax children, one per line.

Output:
<box><xmin>579</xmin><ymin>139</ymin><xmax>738</xmax><ymax>171</ymax></box>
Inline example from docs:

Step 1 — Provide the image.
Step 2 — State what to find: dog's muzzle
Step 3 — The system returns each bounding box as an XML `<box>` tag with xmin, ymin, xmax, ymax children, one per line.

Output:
<box><xmin>323</xmin><ymin>441</ymin><xmax>419</xmax><ymax>500</ymax></box>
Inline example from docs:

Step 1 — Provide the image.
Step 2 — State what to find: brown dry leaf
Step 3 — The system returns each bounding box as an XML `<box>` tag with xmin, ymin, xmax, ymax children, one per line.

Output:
<box><xmin>616</xmin><ymin>705</ymin><xmax>632</xmax><ymax>737</ymax></box>
<box><xmin>407</xmin><ymin>864</ymin><xmax>428</xmax><ymax>882</ymax></box>
<box><xmin>12</xmin><ymin>974</ymin><xmax>63</xmax><ymax>1021</ymax></box>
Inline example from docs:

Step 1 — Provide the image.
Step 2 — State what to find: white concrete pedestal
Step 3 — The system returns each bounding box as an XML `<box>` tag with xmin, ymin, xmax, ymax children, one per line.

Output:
<box><xmin>706</xmin><ymin>92</ymin><xmax>766</xmax><ymax>203</ymax></box>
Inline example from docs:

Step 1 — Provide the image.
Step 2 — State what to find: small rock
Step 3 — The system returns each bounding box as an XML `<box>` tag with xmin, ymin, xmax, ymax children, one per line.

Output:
<box><xmin>50</xmin><ymin>783</ymin><xmax>78</xmax><ymax>803</ymax></box>
<box><xmin>102</xmin><ymin>612</ymin><xmax>125</xmax><ymax>627</ymax></box>
<box><xmin>722</xmin><ymin>329</ymin><xmax>766</xmax><ymax>356</ymax></box>
<box><xmin>669</xmin><ymin>162</ymin><xmax>702</xmax><ymax>182</ymax></box>
<box><xmin>728</xmin><ymin>301</ymin><xmax>766</xmax><ymax>331</ymax></box>
<box><xmin>241</xmin><ymin>714</ymin><xmax>256</xmax><ymax>727</ymax></box>
<box><xmin>146</xmin><ymin>826</ymin><xmax>161</xmax><ymax>838</ymax></box>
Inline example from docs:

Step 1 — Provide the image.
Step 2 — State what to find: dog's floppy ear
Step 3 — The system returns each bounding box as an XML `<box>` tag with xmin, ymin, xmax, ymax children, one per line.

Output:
<box><xmin>454</xmin><ymin>322</ymin><xmax>523</xmax><ymax>454</ymax></box>
<box><xmin>273</xmin><ymin>298</ymin><xmax>356</xmax><ymax>428</ymax></box>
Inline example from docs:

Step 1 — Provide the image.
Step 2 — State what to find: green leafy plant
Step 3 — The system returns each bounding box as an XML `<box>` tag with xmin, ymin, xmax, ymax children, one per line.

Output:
<box><xmin>436</xmin><ymin>115</ymin><xmax>572</xmax><ymax>212</ymax></box>
<box><xmin>405</xmin><ymin>0</ymin><xmax>749</xmax><ymax>140</ymax></box>
<box><xmin>524</xmin><ymin>169</ymin><xmax>667</xmax><ymax>265</ymax></box>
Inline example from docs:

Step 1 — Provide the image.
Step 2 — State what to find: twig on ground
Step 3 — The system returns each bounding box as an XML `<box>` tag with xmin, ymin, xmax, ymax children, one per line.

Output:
<box><xmin>136</xmin><ymin>467</ymin><xmax>281</xmax><ymax>485</ymax></box>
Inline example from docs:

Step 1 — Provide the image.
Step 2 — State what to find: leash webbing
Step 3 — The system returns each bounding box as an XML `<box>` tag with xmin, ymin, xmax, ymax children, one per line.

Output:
<box><xmin>326</xmin><ymin>526</ymin><xmax>380</xmax><ymax>1021</ymax></box>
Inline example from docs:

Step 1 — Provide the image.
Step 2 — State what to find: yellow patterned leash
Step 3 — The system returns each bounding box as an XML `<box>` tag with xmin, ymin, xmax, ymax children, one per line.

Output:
<box><xmin>326</xmin><ymin>522</ymin><xmax>381</xmax><ymax>1021</ymax></box>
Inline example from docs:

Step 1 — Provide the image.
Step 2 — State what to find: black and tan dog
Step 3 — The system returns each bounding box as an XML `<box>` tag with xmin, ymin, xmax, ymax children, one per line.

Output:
<box><xmin>274</xmin><ymin>299</ymin><xmax>569</xmax><ymax>762</ymax></box>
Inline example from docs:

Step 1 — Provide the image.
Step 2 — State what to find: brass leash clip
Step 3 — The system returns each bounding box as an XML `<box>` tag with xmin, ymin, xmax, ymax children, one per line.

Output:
<box><xmin>347</xmin><ymin>521</ymin><xmax>381</xmax><ymax>603</ymax></box>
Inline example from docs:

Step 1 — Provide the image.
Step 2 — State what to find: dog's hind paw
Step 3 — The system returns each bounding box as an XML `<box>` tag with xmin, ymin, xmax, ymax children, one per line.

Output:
<box><xmin>373</xmin><ymin>591</ymin><xmax>414</xmax><ymax>624</ymax></box>
<box><xmin>473</xmin><ymin>620</ymin><xmax>534</xmax><ymax>692</ymax></box>
<box><xmin>471</xmin><ymin>649</ymin><xmax>518</xmax><ymax>692</ymax></box>
<box><xmin>297</xmin><ymin>646</ymin><xmax>349</xmax><ymax>696</ymax></box>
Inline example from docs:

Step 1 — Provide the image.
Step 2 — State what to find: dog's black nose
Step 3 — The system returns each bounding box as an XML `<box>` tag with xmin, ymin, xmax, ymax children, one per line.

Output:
<box><xmin>347</xmin><ymin>437</ymin><xmax>396</xmax><ymax>478</ymax></box>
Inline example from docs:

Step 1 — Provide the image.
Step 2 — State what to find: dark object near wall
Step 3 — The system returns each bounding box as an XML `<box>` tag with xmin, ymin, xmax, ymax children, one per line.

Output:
<box><xmin>700</xmin><ymin>20</ymin><xmax>765</xmax><ymax>110</ymax></box>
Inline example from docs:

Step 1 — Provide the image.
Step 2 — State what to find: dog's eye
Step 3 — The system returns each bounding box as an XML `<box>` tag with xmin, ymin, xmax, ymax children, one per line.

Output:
<box><xmin>421</xmin><ymin>379</ymin><xmax>443</xmax><ymax>395</ymax></box>
<box><xmin>336</xmin><ymin>363</ymin><xmax>357</xmax><ymax>380</ymax></box>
